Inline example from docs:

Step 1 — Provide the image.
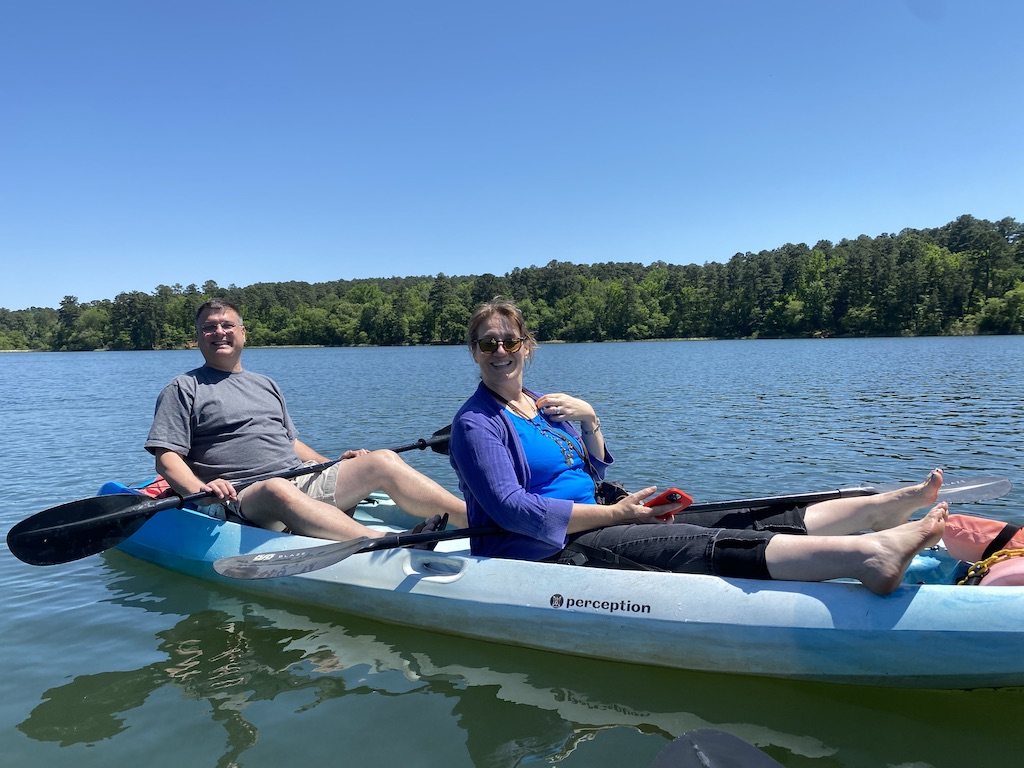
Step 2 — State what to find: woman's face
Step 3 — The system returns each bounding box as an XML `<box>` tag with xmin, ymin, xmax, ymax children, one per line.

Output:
<box><xmin>471</xmin><ymin>313</ymin><xmax>529</xmax><ymax>391</ymax></box>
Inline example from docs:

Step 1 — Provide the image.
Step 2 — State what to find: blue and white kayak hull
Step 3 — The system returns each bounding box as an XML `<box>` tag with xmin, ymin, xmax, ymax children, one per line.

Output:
<box><xmin>114</xmin><ymin>499</ymin><xmax>1024</xmax><ymax>689</ymax></box>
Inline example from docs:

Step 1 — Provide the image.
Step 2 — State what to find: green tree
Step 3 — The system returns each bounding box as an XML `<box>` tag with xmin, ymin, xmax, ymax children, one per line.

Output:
<box><xmin>976</xmin><ymin>282</ymin><xmax>1024</xmax><ymax>334</ymax></box>
<box><xmin>471</xmin><ymin>273</ymin><xmax>509</xmax><ymax>306</ymax></box>
<box><xmin>109</xmin><ymin>291</ymin><xmax>158</xmax><ymax>350</ymax></box>
<box><xmin>54</xmin><ymin>296</ymin><xmax>82</xmax><ymax>350</ymax></box>
<box><xmin>424</xmin><ymin>274</ymin><xmax>466</xmax><ymax>343</ymax></box>
<box><xmin>70</xmin><ymin>304</ymin><xmax>112</xmax><ymax>350</ymax></box>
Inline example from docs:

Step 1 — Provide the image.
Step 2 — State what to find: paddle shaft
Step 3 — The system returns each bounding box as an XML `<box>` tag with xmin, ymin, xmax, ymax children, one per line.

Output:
<box><xmin>236</xmin><ymin>429</ymin><xmax>451</xmax><ymax>499</ymax></box>
<box><xmin>678</xmin><ymin>486</ymin><xmax>879</xmax><ymax>515</ymax></box>
<box><xmin>19</xmin><ymin>433</ymin><xmax>452</xmax><ymax>536</ymax></box>
<box><xmin>675</xmin><ymin>474</ymin><xmax>1010</xmax><ymax>516</ymax></box>
<box><xmin>172</xmin><ymin>432</ymin><xmax>452</xmax><ymax>514</ymax></box>
<box><xmin>7</xmin><ymin>429</ymin><xmax>452</xmax><ymax>565</ymax></box>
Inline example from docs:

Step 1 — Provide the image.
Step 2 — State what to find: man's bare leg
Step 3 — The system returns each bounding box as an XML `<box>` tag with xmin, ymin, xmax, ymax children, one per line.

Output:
<box><xmin>238</xmin><ymin>478</ymin><xmax>388</xmax><ymax>540</ymax></box>
<box><xmin>331</xmin><ymin>450</ymin><xmax>468</xmax><ymax>528</ymax></box>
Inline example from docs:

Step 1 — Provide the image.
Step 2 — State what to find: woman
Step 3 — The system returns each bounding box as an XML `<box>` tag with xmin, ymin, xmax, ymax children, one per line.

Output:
<box><xmin>448</xmin><ymin>297</ymin><xmax>948</xmax><ymax>595</ymax></box>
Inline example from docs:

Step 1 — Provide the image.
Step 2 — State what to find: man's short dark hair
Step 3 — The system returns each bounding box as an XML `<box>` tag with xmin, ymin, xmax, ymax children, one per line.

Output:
<box><xmin>195</xmin><ymin>299</ymin><xmax>243</xmax><ymax>325</ymax></box>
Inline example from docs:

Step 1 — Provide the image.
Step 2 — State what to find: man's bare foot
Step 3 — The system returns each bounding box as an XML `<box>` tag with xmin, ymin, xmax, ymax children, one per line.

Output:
<box><xmin>870</xmin><ymin>469</ymin><xmax>944</xmax><ymax>531</ymax></box>
<box><xmin>858</xmin><ymin>502</ymin><xmax>948</xmax><ymax>595</ymax></box>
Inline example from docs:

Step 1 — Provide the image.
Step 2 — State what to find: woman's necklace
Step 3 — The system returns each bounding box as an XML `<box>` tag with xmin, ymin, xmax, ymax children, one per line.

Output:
<box><xmin>487</xmin><ymin>386</ymin><xmax>580</xmax><ymax>467</ymax></box>
<box><xmin>501</xmin><ymin>395</ymin><xmax>539</xmax><ymax>421</ymax></box>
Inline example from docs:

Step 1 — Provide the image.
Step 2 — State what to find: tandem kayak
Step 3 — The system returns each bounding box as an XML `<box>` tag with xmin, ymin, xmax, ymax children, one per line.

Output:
<box><xmin>110</xmin><ymin>492</ymin><xmax>1024</xmax><ymax>690</ymax></box>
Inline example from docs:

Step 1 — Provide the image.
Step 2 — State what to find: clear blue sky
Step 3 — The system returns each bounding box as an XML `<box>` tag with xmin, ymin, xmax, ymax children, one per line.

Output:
<box><xmin>2</xmin><ymin>0</ymin><xmax>1021</xmax><ymax>311</ymax></box>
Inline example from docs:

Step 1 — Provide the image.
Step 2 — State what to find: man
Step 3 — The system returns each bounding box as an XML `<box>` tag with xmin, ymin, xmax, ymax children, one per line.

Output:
<box><xmin>145</xmin><ymin>299</ymin><xmax>466</xmax><ymax>540</ymax></box>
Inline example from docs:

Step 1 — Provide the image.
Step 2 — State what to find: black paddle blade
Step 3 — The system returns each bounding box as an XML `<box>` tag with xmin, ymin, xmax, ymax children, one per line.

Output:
<box><xmin>6</xmin><ymin>494</ymin><xmax>172</xmax><ymax>566</ymax></box>
<box><xmin>429</xmin><ymin>425</ymin><xmax>452</xmax><ymax>455</ymax></box>
<box><xmin>651</xmin><ymin>729</ymin><xmax>783</xmax><ymax>768</ymax></box>
<box><xmin>390</xmin><ymin>425</ymin><xmax>451</xmax><ymax>456</ymax></box>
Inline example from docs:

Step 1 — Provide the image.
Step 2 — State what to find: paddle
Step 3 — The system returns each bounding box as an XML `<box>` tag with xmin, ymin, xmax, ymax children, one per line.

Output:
<box><xmin>6</xmin><ymin>426</ymin><xmax>454</xmax><ymax>567</ymax></box>
<box><xmin>673</xmin><ymin>474</ymin><xmax>1011</xmax><ymax>517</ymax></box>
<box><xmin>213</xmin><ymin>524</ymin><xmax>504</xmax><ymax>580</ymax></box>
<box><xmin>213</xmin><ymin>473</ymin><xmax>1012</xmax><ymax>580</ymax></box>
<box><xmin>650</xmin><ymin>729</ymin><xmax>783</xmax><ymax>768</ymax></box>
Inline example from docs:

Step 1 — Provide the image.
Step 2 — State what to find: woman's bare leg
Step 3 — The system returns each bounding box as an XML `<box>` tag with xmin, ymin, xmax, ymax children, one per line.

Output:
<box><xmin>803</xmin><ymin>469</ymin><xmax>943</xmax><ymax>536</ymax></box>
<box><xmin>765</xmin><ymin>503</ymin><xmax>948</xmax><ymax>595</ymax></box>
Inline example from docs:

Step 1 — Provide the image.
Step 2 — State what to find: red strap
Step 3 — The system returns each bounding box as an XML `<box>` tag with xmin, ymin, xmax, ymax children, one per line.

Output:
<box><xmin>137</xmin><ymin>476</ymin><xmax>175</xmax><ymax>498</ymax></box>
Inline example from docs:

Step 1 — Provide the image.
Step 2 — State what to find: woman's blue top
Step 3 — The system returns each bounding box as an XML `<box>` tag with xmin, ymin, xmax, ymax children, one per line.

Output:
<box><xmin>508</xmin><ymin>412</ymin><xmax>596</xmax><ymax>504</ymax></box>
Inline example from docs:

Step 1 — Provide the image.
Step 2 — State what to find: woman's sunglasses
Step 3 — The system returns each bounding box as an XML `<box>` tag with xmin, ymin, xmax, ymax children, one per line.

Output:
<box><xmin>474</xmin><ymin>336</ymin><xmax>526</xmax><ymax>354</ymax></box>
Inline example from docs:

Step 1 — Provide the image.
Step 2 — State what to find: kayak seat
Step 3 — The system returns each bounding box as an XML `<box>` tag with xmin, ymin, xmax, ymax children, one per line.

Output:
<box><xmin>97</xmin><ymin>478</ymin><xmax>200</xmax><ymax>511</ymax></box>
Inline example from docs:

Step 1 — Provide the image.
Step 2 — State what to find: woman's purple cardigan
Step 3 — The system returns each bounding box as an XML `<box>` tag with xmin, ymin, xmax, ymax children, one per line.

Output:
<box><xmin>449</xmin><ymin>382</ymin><xmax>614</xmax><ymax>560</ymax></box>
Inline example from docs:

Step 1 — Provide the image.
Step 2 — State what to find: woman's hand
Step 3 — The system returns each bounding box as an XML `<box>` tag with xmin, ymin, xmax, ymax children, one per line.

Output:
<box><xmin>611</xmin><ymin>487</ymin><xmax>677</xmax><ymax>525</ymax></box>
<box><xmin>535</xmin><ymin>393</ymin><xmax>598</xmax><ymax>431</ymax></box>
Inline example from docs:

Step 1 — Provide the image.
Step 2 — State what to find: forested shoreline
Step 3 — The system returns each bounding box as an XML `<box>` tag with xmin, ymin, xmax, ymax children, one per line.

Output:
<box><xmin>2</xmin><ymin>214</ymin><xmax>1021</xmax><ymax>351</ymax></box>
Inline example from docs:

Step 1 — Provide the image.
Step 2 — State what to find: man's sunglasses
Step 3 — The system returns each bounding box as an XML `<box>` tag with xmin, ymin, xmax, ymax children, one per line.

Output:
<box><xmin>473</xmin><ymin>336</ymin><xmax>526</xmax><ymax>354</ymax></box>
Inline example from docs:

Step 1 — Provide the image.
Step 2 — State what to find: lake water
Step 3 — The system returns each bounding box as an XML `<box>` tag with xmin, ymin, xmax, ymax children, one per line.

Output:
<box><xmin>1</xmin><ymin>337</ymin><xmax>1022</xmax><ymax>767</ymax></box>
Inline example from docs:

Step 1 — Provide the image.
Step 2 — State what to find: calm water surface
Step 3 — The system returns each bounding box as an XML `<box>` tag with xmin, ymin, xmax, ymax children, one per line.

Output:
<box><xmin>1</xmin><ymin>337</ymin><xmax>1022</xmax><ymax>767</ymax></box>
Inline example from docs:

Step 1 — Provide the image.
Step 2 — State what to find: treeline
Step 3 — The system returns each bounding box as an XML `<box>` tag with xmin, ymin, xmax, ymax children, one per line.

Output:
<box><xmin>2</xmin><ymin>214</ymin><xmax>1021</xmax><ymax>351</ymax></box>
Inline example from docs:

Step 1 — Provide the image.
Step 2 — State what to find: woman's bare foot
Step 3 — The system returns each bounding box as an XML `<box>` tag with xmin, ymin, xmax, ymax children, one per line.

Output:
<box><xmin>858</xmin><ymin>502</ymin><xmax>948</xmax><ymax>594</ymax></box>
<box><xmin>869</xmin><ymin>469</ymin><xmax>944</xmax><ymax>531</ymax></box>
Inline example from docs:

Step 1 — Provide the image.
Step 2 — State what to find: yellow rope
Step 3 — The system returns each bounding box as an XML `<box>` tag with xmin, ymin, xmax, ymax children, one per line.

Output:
<box><xmin>958</xmin><ymin>548</ymin><xmax>1024</xmax><ymax>586</ymax></box>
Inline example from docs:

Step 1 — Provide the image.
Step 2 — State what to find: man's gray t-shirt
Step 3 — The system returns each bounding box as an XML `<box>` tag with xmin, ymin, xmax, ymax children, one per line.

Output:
<box><xmin>145</xmin><ymin>366</ymin><xmax>302</xmax><ymax>484</ymax></box>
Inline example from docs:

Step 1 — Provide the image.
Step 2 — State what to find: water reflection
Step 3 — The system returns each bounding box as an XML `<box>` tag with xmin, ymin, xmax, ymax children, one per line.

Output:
<box><xmin>18</xmin><ymin>552</ymin><xmax>1024</xmax><ymax>767</ymax></box>
<box><xmin>18</xmin><ymin>613</ymin><xmax>264</xmax><ymax>761</ymax></box>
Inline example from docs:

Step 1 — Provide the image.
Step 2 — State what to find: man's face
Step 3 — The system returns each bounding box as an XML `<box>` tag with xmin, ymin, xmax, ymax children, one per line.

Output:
<box><xmin>197</xmin><ymin>307</ymin><xmax>246</xmax><ymax>371</ymax></box>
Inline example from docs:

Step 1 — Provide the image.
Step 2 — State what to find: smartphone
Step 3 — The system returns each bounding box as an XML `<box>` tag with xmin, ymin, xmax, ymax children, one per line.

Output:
<box><xmin>644</xmin><ymin>487</ymin><xmax>693</xmax><ymax>519</ymax></box>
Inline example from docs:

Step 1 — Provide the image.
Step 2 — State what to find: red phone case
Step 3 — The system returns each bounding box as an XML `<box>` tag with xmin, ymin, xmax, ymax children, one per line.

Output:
<box><xmin>645</xmin><ymin>488</ymin><xmax>693</xmax><ymax>518</ymax></box>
